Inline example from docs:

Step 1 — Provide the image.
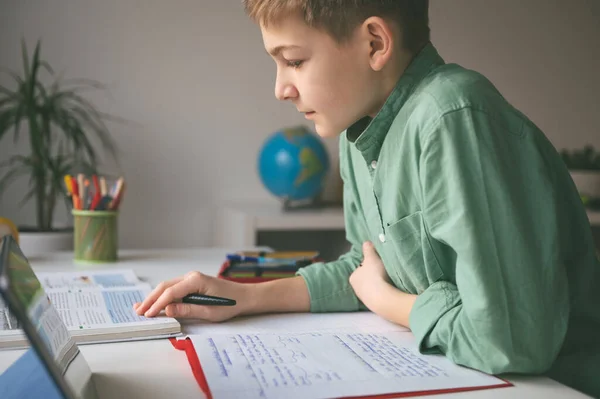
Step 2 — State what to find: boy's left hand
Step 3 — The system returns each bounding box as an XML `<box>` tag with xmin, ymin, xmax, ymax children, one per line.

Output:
<box><xmin>349</xmin><ymin>241</ymin><xmax>391</xmax><ymax>305</ymax></box>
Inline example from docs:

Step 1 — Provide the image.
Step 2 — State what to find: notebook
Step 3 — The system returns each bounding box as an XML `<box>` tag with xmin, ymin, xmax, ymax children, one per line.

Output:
<box><xmin>0</xmin><ymin>266</ymin><xmax>181</xmax><ymax>349</ymax></box>
<box><xmin>171</xmin><ymin>312</ymin><xmax>512</xmax><ymax>399</ymax></box>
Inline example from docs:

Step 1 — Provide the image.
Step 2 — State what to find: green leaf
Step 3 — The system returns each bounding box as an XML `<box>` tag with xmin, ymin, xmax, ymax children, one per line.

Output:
<box><xmin>54</xmin><ymin>110</ymin><xmax>98</xmax><ymax>165</ymax></box>
<box><xmin>0</xmin><ymin>84</ymin><xmax>18</xmax><ymax>97</ymax></box>
<box><xmin>75</xmin><ymin>159</ymin><xmax>99</xmax><ymax>176</ymax></box>
<box><xmin>0</xmin><ymin>107</ymin><xmax>17</xmax><ymax>143</ymax></box>
<box><xmin>63</xmin><ymin>77</ymin><xmax>106</xmax><ymax>91</ymax></box>
<box><xmin>0</xmin><ymin>154</ymin><xmax>33</xmax><ymax>169</ymax></box>
<box><xmin>38</xmin><ymin>60</ymin><xmax>54</xmax><ymax>76</ymax></box>
<box><xmin>70</xmin><ymin>104</ymin><xmax>118</xmax><ymax>158</ymax></box>
<box><xmin>19</xmin><ymin>185</ymin><xmax>37</xmax><ymax>208</ymax></box>
<box><xmin>20</xmin><ymin>39</ymin><xmax>31</xmax><ymax>82</ymax></box>
<box><xmin>28</xmin><ymin>40</ymin><xmax>42</xmax><ymax>100</ymax></box>
<box><xmin>0</xmin><ymin>94</ymin><xmax>18</xmax><ymax>109</ymax></box>
<box><xmin>12</xmin><ymin>102</ymin><xmax>25</xmax><ymax>143</ymax></box>
<box><xmin>0</xmin><ymin>67</ymin><xmax>24</xmax><ymax>86</ymax></box>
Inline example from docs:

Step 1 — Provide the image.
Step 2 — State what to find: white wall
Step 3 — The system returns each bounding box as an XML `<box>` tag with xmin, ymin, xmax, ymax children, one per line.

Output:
<box><xmin>1</xmin><ymin>0</ymin><xmax>599</xmax><ymax>249</ymax></box>
<box><xmin>431</xmin><ymin>0</ymin><xmax>600</xmax><ymax>148</ymax></box>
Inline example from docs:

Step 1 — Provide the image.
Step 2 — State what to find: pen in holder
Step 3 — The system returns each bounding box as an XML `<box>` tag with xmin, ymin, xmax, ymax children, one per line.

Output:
<box><xmin>72</xmin><ymin>210</ymin><xmax>118</xmax><ymax>264</ymax></box>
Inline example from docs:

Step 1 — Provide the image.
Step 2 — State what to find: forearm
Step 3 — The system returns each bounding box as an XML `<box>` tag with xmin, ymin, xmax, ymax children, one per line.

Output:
<box><xmin>361</xmin><ymin>280</ymin><xmax>416</xmax><ymax>328</ymax></box>
<box><xmin>244</xmin><ymin>276</ymin><xmax>310</xmax><ymax>315</ymax></box>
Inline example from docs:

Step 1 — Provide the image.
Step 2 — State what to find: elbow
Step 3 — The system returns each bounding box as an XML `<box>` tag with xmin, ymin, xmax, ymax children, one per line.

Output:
<box><xmin>458</xmin><ymin>334</ymin><xmax>562</xmax><ymax>375</ymax></box>
<box><xmin>444</xmin><ymin>310</ymin><xmax>568</xmax><ymax>375</ymax></box>
<box><xmin>481</xmin><ymin>348</ymin><xmax>556</xmax><ymax>375</ymax></box>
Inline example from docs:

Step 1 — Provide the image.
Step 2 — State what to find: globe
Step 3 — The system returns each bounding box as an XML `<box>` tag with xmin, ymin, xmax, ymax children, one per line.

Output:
<box><xmin>258</xmin><ymin>126</ymin><xmax>330</xmax><ymax>202</ymax></box>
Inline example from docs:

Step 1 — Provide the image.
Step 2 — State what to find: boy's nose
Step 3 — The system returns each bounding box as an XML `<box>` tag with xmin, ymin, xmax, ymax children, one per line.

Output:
<box><xmin>275</xmin><ymin>80</ymin><xmax>299</xmax><ymax>101</ymax></box>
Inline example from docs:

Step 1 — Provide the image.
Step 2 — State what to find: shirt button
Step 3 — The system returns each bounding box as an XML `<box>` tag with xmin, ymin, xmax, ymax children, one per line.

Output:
<box><xmin>371</xmin><ymin>160</ymin><xmax>377</xmax><ymax>169</ymax></box>
<box><xmin>379</xmin><ymin>233</ymin><xmax>386</xmax><ymax>243</ymax></box>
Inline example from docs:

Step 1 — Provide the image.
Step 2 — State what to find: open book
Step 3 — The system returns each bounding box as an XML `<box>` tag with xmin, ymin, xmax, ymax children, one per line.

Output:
<box><xmin>0</xmin><ymin>269</ymin><xmax>181</xmax><ymax>349</ymax></box>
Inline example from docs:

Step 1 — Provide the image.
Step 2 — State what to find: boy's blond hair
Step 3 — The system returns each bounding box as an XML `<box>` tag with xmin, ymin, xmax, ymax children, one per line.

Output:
<box><xmin>242</xmin><ymin>0</ymin><xmax>430</xmax><ymax>53</ymax></box>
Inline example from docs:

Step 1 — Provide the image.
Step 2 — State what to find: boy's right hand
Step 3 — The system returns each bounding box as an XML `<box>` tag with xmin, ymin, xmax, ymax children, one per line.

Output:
<box><xmin>133</xmin><ymin>271</ymin><xmax>252</xmax><ymax>322</ymax></box>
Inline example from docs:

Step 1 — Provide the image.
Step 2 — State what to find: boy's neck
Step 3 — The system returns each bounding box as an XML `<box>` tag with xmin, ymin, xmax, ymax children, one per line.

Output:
<box><xmin>367</xmin><ymin>45</ymin><xmax>421</xmax><ymax>118</ymax></box>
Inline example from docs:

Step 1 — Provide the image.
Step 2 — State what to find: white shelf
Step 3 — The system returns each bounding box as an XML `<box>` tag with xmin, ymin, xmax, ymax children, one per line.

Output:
<box><xmin>215</xmin><ymin>201</ymin><xmax>345</xmax><ymax>248</ymax></box>
<box><xmin>251</xmin><ymin>205</ymin><xmax>344</xmax><ymax>230</ymax></box>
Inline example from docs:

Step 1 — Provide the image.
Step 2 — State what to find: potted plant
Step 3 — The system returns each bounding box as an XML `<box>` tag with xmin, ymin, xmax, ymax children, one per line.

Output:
<box><xmin>560</xmin><ymin>145</ymin><xmax>600</xmax><ymax>209</ymax></box>
<box><xmin>0</xmin><ymin>39</ymin><xmax>119</xmax><ymax>256</ymax></box>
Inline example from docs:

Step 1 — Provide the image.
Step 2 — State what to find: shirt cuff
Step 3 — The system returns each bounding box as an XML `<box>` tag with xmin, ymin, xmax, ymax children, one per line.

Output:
<box><xmin>296</xmin><ymin>262</ymin><xmax>362</xmax><ymax>313</ymax></box>
<box><xmin>409</xmin><ymin>280</ymin><xmax>461</xmax><ymax>353</ymax></box>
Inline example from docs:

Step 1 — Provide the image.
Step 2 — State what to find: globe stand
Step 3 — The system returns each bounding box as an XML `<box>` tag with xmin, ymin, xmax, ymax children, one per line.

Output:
<box><xmin>281</xmin><ymin>196</ymin><xmax>342</xmax><ymax>212</ymax></box>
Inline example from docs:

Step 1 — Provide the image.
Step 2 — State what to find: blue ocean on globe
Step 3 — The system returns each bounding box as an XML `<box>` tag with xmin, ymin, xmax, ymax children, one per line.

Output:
<box><xmin>258</xmin><ymin>126</ymin><xmax>330</xmax><ymax>201</ymax></box>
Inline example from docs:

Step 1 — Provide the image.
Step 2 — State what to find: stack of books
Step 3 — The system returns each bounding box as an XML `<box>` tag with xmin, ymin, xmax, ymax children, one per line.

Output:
<box><xmin>219</xmin><ymin>251</ymin><xmax>319</xmax><ymax>282</ymax></box>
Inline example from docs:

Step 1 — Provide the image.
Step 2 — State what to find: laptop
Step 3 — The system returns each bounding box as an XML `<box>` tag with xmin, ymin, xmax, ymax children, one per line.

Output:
<box><xmin>0</xmin><ymin>234</ymin><xmax>99</xmax><ymax>399</ymax></box>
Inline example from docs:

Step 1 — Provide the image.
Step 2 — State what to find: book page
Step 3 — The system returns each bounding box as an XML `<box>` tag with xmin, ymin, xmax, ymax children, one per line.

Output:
<box><xmin>45</xmin><ymin>284</ymin><xmax>177</xmax><ymax>330</ymax></box>
<box><xmin>2</xmin><ymin>269</ymin><xmax>142</xmax><ymax>333</ymax></box>
<box><xmin>1</xmin><ymin>292</ymin><xmax>75</xmax><ymax>370</ymax></box>
<box><xmin>36</xmin><ymin>269</ymin><xmax>141</xmax><ymax>290</ymax></box>
<box><xmin>190</xmin><ymin>329</ymin><xmax>508</xmax><ymax>399</ymax></box>
<box><xmin>26</xmin><ymin>291</ymin><xmax>78</xmax><ymax>373</ymax></box>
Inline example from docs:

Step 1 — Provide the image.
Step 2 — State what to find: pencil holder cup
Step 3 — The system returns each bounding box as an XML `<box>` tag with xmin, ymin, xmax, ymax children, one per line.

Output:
<box><xmin>72</xmin><ymin>210</ymin><xmax>118</xmax><ymax>264</ymax></box>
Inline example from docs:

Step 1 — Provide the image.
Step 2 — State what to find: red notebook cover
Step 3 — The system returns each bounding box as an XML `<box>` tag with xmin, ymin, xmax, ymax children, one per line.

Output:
<box><xmin>170</xmin><ymin>337</ymin><xmax>512</xmax><ymax>399</ymax></box>
<box><xmin>170</xmin><ymin>337</ymin><xmax>213</xmax><ymax>399</ymax></box>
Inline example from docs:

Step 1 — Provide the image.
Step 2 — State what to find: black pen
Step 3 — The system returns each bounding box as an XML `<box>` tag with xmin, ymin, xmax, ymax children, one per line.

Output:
<box><xmin>181</xmin><ymin>293</ymin><xmax>236</xmax><ymax>306</ymax></box>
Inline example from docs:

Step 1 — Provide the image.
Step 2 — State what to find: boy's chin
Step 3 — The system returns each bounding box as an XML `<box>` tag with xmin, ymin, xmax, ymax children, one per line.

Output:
<box><xmin>313</xmin><ymin>123</ymin><xmax>342</xmax><ymax>138</ymax></box>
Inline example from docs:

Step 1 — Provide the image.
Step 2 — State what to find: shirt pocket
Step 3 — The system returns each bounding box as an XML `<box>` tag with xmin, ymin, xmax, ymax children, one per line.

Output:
<box><xmin>386</xmin><ymin>211</ymin><xmax>444</xmax><ymax>294</ymax></box>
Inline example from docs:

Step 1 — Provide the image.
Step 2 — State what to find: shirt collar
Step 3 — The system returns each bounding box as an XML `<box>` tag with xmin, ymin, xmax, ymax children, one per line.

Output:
<box><xmin>346</xmin><ymin>42</ymin><xmax>445</xmax><ymax>160</ymax></box>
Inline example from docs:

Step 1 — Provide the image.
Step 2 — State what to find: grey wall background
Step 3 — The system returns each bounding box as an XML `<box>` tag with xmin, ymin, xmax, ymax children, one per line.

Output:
<box><xmin>0</xmin><ymin>0</ymin><xmax>598</xmax><ymax>249</ymax></box>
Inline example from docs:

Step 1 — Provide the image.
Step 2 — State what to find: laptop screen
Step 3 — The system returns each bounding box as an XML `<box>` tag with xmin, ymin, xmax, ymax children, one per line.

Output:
<box><xmin>0</xmin><ymin>235</ymin><xmax>96</xmax><ymax>399</ymax></box>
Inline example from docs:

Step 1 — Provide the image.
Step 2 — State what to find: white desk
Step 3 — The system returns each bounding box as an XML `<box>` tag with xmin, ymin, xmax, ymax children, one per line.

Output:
<box><xmin>0</xmin><ymin>248</ymin><xmax>591</xmax><ymax>398</ymax></box>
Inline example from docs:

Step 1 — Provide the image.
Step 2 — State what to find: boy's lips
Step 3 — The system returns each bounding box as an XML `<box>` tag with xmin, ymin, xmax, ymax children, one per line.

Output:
<box><xmin>303</xmin><ymin>111</ymin><xmax>316</xmax><ymax>119</ymax></box>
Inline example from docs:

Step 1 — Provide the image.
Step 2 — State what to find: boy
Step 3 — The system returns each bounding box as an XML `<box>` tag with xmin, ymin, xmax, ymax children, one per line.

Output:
<box><xmin>135</xmin><ymin>1</ymin><xmax>600</xmax><ymax>396</ymax></box>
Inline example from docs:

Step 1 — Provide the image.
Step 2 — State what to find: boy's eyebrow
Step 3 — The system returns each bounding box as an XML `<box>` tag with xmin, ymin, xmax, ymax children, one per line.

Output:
<box><xmin>267</xmin><ymin>45</ymin><xmax>301</xmax><ymax>57</ymax></box>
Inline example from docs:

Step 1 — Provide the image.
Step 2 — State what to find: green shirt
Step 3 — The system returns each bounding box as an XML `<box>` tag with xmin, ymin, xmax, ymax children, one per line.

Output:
<box><xmin>296</xmin><ymin>43</ymin><xmax>600</xmax><ymax>397</ymax></box>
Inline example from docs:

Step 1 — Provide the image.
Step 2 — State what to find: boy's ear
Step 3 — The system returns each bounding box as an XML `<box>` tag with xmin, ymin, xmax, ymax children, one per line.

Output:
<box><xmin>360</xmin><ymin>16</ymin><xmax>397</xmax><ymax>72</ymax></box>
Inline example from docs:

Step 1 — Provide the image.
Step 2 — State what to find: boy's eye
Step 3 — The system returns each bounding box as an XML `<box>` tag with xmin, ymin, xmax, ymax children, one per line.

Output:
<box><xmin>286</xmin><ymin>60</ymin><xmax>304</xmax><ymax>69</ymax></box>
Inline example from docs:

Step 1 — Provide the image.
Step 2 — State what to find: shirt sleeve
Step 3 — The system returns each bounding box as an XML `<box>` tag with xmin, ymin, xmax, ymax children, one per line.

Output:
<box><xmin>296</xmin><ymin>138</ymin><xmax>369</xmax><ymax>312</ymax></box>
<box><xmin>409</xmin><ymin>107</ymin><xmax>570</xmax><ymax>374</ymax></box>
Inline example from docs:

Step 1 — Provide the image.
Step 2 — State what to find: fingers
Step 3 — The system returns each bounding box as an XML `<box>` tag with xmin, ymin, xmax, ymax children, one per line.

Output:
<box><xmin>362</xmin><ymin>241</ymin><xmax>378</xmax><ymax>260</ymax></box>
<box><xmin>165</xmin><ymin>302</ymin><xmax>208</xmax><ymax>319</ymax></box>
<box><xmin>134</xmin><ymin>276</ymin><xmax>183</xmax><ymax>316</ymax></box>
<box><xmin>144</xmin><ymin>272</ymin><xmax>205</xmax><ymax>317</ymax></box>
<box><xmin>165</xmin><ymin>303</ymin><xmax>187</xmax><ymax>318</ymax></box>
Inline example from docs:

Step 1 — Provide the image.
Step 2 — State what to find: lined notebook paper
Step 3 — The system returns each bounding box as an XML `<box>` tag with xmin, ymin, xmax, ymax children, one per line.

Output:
<box><xmin>183</xmin><ymin>312</ymin><xmax>509</xmax><ymax>399</ymax></box>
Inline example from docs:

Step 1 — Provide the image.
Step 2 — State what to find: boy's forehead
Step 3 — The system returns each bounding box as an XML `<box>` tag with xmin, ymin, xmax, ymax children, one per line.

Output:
<box><xmin>260</xmin><ymin>15</ymin><xmax>327</xmax><ymax>53</ymax></box>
